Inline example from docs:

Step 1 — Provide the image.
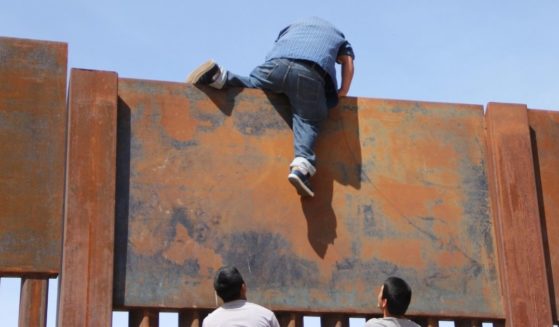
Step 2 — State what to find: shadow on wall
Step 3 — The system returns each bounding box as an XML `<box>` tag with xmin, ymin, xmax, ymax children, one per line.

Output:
<box><xmin>530</xmin><ymin>127</ymin><xmax>558</xmax><ymax>322</ymax></box>
<box><xmin>203</xmin><ymin>87</ymin><xmax>362</xmax><ymax>259</ymax></box>
<box><xmin>301</xmin><ymin>97</ymin><xmax>361</xmax><ymax>258</ymax></box>
<box><xmin>208</xmin><ymin>86</ymin><xmax>363</xmax><ymax>259</ymax></box>
<box><xmin>201</xmin><ymin>86</ymin><xmax>362</xmax><ymax>258</ymax></box>
<box><xmin>118</xmin><ymin>85</ymin><xmax>363</xmax><ymax>264</ymax></box>
<box><xmin>113</xmin><ymin>97</ymin><xmax>131</xmax><ymax>307</ymax></box>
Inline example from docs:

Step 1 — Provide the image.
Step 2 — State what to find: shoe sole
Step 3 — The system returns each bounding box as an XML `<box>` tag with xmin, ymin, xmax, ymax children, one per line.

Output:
<box><xmin>186</xmin><ymin>60</ymin><xmax>216</xmax><ymax>84</ymax></box>
<box><xmin>288</xmin><ymin>174</ymin><xmax>315</xmax><ymax>197</ymax></box>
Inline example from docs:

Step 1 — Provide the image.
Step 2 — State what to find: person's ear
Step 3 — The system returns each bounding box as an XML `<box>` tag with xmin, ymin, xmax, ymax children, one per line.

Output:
<box><xmin>241</xmin><ymin>283</ymin><xmax>247</xmax><ymax>298</ymax></box>
<box><xmin>379</xmin><ymin>297</ymin><xmax>388</xmax><ymax>309</ymax></box>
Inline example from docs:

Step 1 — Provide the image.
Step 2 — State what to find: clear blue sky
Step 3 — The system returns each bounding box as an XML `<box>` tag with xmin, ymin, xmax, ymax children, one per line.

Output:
<box><xmin>1</xmin><ymin>0</ymin><xmax>558</xmax><ymax>326</ymax></box>
<box><xmin>2</xmin><ymin>0</ymin><xmax>558</xmax><ymax>109</ymax></box>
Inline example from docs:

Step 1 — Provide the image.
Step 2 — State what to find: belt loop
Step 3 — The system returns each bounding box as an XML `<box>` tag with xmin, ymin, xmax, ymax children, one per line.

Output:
<box><xmin>288</xmin><ymin>59</ymin><xmax>328</xmax><ymax>80</ymax></box>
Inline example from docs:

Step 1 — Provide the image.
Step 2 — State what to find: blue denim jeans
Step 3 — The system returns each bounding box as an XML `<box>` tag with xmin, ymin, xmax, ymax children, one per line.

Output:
<box><xmin>225</xmin><ymin>58</ymin><xmax>328</xmax><ymax>167</ymax></box>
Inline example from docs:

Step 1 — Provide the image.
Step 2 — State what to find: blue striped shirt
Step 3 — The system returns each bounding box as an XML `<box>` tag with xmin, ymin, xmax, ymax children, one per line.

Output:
<box><xmin>265</xmin><ymin>17</ymin><xmax>354</xmax><ymax>92</ymax></box>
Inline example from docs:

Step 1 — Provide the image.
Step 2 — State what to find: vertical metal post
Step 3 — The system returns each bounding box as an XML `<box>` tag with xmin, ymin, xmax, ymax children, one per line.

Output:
<box><xmin>57</xmin><ymin>69</ymin><xmax>118</xmax><ymax>327</ymax></box>
<box><xmin>426</xmin><ymin>317</ymin><xmax>438</xmax><ymax>327</ymax></box>
<box><xmin>179</xmin><ymin>309</ymin><xmax>211</xmax><ymax>327</ymax></box>
<box><xmin>18</xmin><ymin>278</ymin><xmax>49</xmax><ymax>327</ymax></box>
<box><xmin>322</xmin><ymin>314</ymin><xmax>349</xmax><ymax>327</ymax></box>
<box><xmin>455</xmin><ymin>319</ymin><xmax>481</xmax><ymax>327</ymax></box>
<box><xmin>277</xmin><ymin>313</ymin><xmax>303</xmax><ymax>327</ymax></box>
<box><xmin>485</xmin><ymin>103</ymin><xmax>553</xmax><ymax>326</ymax></box>
<box><xmin>129</xmin><ymin>309</ymin><xmax>159</xmax><ymax>327</ymax></box>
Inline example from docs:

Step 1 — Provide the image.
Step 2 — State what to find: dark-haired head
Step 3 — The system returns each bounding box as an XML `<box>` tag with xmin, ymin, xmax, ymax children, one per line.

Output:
<box><xmin>213</xmin><ymin>266</ymin><xmax>246</xmax><ymax>302</ymax></box>
<box><xmin>379</xmin><ymin>276</ymin><xmax>412</xmax><ymax>316</ymax></box>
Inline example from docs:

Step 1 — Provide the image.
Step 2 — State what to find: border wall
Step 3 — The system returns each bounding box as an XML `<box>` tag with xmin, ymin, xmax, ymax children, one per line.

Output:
<box><xmin>1</xmin><ymin>36</ymin><xmax>558</xmax><ymax>327</ymax></box>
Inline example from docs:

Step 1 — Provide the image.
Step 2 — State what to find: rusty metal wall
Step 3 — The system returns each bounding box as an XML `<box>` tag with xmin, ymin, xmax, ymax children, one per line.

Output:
<box><xmin>19</xmin><ymin>278</ymin><xmax>49</xmax><ymax>326</ymax></box>
<box><xmin>2</xmin><ymin>36</ymin><xmax>558</xmax><ymax>325</ymax></box>
<box><xmin>0</xmin><ymin>37</ymin><xmax>67</xmax><ymax>275</ymax></box>
<box><xmin>57</xmin><ymin>68</ymin><xmax>118</xmax><ymax>327</ymax></box>
<box><xmin>485</xmin><ymin>103</ymin><xmax>553</xmax><ymax>327</ymax></box>
<box><xmin>529</xmin><ymin>109</ymin><xmax>559</xmax><ymax>322</ymax></box>
<box><xmin>114</xmin><ymin>79</ymin><xmax>502</xmax><ymax>318</ymax></box>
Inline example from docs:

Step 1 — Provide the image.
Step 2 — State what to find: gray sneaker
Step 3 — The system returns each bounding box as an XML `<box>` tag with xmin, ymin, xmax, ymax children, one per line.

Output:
<box><xmin>288</xmin><ymin>168</ymin><xmax>315</xmax><ymax>197</ymax></box>
<box><xmin>186</xmin><ymin>60</ymin><xmax>225</xmax><ymax>89</ymax></box>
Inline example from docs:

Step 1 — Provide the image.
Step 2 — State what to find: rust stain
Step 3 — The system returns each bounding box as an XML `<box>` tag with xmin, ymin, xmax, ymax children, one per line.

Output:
<box><xmin>114</xmin><ymin>79</ymin><xmax>501</xmax><ymax>316</ymax></box>
<box><xmin>159</xmin><ymin>96</ymin><xmax>197</xmax><ymax>143</ymax></box>
<box><xmin>0</xmin><ymin>37</ymin><xmax>67</xmax><ymax>274</ymax></box>
<box><xmin>374</xmin><ymin>239</ymin><xmax>425</xmax><ymax>268</ymax></box>
<box><xmin>528</xmin><ymin>109</ymin><xmax>559</xmax><ymax>316</ymax></box>
<box><xmin>373</xmin><ymin>175</ymin><xmax>462</xmax><ymax>221</ymax></box>
<box><xmin>129</xmin><ymin>217</ymin><xmax>164</xmax><ymax>257</ymax></box>
<box><xmin>162</xmin><ymin>223</ymin><xmax>223</xmax><ymax>268</ymax></box>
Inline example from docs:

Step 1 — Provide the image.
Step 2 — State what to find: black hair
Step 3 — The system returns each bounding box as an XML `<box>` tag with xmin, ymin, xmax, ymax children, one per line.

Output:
<box><xmin>213</xmin><ymin>266</ymin><xmax>245</xmax><ymax>302</ymax></box>
<box><xmin>382</xmin><ymin>276</ymin><xmax>412</xmax><ymax>316</ymax></box>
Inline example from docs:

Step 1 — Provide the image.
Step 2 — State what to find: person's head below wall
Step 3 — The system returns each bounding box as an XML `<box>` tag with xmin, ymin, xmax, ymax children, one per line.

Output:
<box><xmin>213</xmin><ymin>266</ymin><xmax>247</xmax><ymax>303</ymax></box>
<box><xmin>379</xmin><ymin>276</ymin><xmax>413</xmax><ymax>317</ymax></box>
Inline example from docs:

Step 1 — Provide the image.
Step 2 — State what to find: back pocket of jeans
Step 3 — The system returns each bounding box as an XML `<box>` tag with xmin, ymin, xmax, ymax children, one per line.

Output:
<box><xmin>296</xmin><ymin>74</ymin><xmax>320</xmax><ymax>103</ymax></box>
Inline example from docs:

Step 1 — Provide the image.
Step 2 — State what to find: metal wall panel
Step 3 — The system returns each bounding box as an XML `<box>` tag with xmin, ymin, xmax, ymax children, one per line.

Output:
<box><xmin>57</xmin><ymin>69</ymin><xmax>118</xmax><ymax>327</ymax></box>
<box><xmin>114</xmin><ymin>79</ymin><xmax>501</xmax><ymax>318</ymax></box>
<box><xmin>529</xmin><ymin>109</ymin><xmax>559</xmax><ymax>323</ymax></box>
<box><xmin>485</xmin><ymin>103</ymin><xmax>552</xmax><ymax>326</ymax></box>
<box><xmin>0</xmin><ymin>37</ymin><xmax>67</xmax><ymax>275</ymax></box>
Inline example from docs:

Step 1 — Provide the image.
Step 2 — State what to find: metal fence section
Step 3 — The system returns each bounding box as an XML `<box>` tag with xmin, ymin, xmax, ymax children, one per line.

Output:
<box><xmin>1</xmin><ymin>36</ymin><xmax>558</xmax><ymax>327</ymax></box>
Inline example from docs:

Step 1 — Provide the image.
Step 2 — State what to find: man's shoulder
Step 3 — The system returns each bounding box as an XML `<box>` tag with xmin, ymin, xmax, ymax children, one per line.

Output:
<box><xmin>202</xmin><ymin>301</ymin><xmax>278</xmax><ymax>327</ymax></box>
<box><xmin>243</xmin><ymin>302</ymin><xmax>278</xmax><ymax>326</ymax></box>
<box><xmin>244</xmin><ymin>301</ymin><xmax>274</xmax><ymax>313</ymax></box>
<box><xmin>365</xmin><ymin>317</ymin><xmax>421</xmax><ymax>327</ymax></box>
<box><xmin>364</xmin><ymin>318</ymin><xmax>390</xmax><ymax>327</ymax></box>
<box><xmin>202</xmin><ymin>306</ymin><xmax>223</xmax><ymax>321</ymax></box>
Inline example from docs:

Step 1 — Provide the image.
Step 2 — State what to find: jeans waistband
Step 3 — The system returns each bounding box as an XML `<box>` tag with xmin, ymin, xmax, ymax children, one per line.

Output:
<box><xmin>291</xmin><ymin>59</ymin><xmax>328</xmax><ymax>80</ymax></box>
